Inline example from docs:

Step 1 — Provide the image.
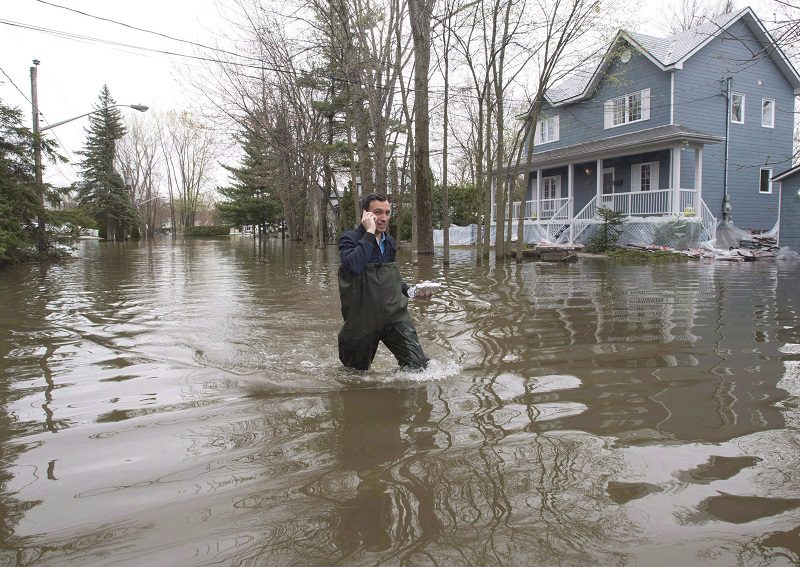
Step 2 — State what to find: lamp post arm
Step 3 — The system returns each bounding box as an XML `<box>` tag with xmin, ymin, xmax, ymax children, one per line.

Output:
<box><xmin>41</xmin><ymin>104</ymin><xmax>149</xmax><ymax>131</ymax></box>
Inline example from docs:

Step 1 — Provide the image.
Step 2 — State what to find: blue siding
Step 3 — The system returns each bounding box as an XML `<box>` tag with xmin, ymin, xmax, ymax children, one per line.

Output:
<box><xmin>674</xmin><ymin>19</ymin><xmax>794</xmax><ymax>230</ymax></box>
<box><xmin>779</xmin><ymin>176</ymin><xmax>800</xmax><ymax>251</ymax></box>
<box><xmin>533</xmin><ymin>44</ymin><xmax>672</xmax><ymax>153</ymax></box>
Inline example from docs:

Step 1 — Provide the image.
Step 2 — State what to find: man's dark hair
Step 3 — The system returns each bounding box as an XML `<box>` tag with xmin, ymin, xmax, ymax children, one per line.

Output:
<box><xmin>361</xmin><ymin>193</ymin><xmax>390</xmax><ymax>211</ymax></box>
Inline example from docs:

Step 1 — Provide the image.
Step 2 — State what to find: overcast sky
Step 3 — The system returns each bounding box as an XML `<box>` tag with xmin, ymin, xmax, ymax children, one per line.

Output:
<box><xmin>0</xmin><ymin>0</ymin><xmax>780</xmax><ymax>187</ymax></box>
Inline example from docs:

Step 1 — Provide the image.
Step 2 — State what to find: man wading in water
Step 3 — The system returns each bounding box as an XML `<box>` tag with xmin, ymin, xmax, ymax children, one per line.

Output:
<box><xmin>338</xmin><ymin>193</ymin><xmax>432</xmax><ymax>371</ymax></box>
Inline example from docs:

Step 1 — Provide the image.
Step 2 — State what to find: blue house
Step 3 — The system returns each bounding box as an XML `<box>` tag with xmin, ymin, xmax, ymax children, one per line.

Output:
<box><xmin>494</xmin><ymin>7</ymin><xmax>800</xmax><ymax>246</ymax></box>
<box><xmin>773</xmin><ymin>164</ymin><xmax>800</xmax><ymax>251</ymax></box>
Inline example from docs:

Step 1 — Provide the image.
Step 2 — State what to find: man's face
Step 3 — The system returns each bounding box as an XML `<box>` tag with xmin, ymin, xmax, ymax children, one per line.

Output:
<box><xmin>367</xmin><ymin>200</ymin><xmax>391</xmax><ymax>235</ymax></box>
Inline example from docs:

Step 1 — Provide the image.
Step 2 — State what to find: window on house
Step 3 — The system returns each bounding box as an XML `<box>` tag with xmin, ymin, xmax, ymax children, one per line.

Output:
<box><xmin>640</xmin><ymin>164</ymin><xmax>652</xmax><ymax>191</ymax></box>
<box><xmin>536</xmin><ymin>115</ymin><xmax>560</xmax><ymax>144</ymax></box>
<box><xmin>604</xmin><ymin>89</ymin><xmax>650</xmax><ymax>128</ymax></box>
<box><xmin>762</xmin><ymin>98</ymin><xmax>775</xmax><ymax>128</ymax></box>
<box><xmin>731</xmin><ymin>93</ymin><xmax>744</xmax><ymax>124</ymax></box>
<box><xmin>631</xmin><ymin>161</ymin><xmax>659</xmax><ymax>192</ymax></box>
<box><xmin>759</xmin><ymin>168</ymin><xmax>772</xmax><ymax>194</ymax></box>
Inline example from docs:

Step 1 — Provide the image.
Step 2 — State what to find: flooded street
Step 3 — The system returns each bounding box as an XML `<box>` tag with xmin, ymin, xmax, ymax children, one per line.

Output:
<box><xmin>1</xmin><ymin>238</ymin><xmax>799</xmax><ymax>566</ymax></box>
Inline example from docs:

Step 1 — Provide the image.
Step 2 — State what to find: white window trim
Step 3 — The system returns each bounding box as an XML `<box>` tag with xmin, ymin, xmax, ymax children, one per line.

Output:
<box><xmin>759</xmin><ymin>167</ymin><xmax>772</xmax><ymax>194</ymax></box>
<box><xmin>604</xmin><ymin>89</ymin><xmax>650</xmax><ymax>129</ymax></box>
<box><xmin>535</xmin><ymin>115</ymin><xmax>560</xmax><ymax>145</ymax></box>
<box><xmin>631</xmin><ymin>161</ymin><xmax>660</xmax><ymax>192</ymax></box>
<box><xmin>731</xmin><ymin>93</ymin><xmax>745</xmax><ymax>124</ymax></box>
<box><xmin>762</xmin><ymin>98</ymin><xmax>775</xmax><ymax>128</ymax></box>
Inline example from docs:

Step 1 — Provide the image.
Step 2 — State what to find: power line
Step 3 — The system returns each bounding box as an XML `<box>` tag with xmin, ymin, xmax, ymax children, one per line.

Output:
<box><xmin>34</xmin><ymin>0</ymin><xmax>266</xmax><ymax>65</ymax></box>
<box><xmin>0</xmin><ymin>64</ymin><xmax>32</xmax><ymax>105</ymax></box>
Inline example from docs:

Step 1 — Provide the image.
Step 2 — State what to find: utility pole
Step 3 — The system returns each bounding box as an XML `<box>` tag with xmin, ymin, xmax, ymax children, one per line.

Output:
<box><xmin>30</xmin><ymin>59</ymin><xmax>47</xmax><ymax>251</ymax></box>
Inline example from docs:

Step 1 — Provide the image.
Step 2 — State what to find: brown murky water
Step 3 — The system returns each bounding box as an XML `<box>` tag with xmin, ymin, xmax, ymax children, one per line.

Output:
<box><xmin>1</xmin><ymin>238</ymin><xmax>799</xmax><ymax>566</ymax></box>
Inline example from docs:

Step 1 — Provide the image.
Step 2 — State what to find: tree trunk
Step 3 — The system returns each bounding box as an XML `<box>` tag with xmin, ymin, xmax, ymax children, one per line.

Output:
<box><xmin>408</xmin><ymin>0</ymin><xmax>435</xmax><ymax>255</ymax></box>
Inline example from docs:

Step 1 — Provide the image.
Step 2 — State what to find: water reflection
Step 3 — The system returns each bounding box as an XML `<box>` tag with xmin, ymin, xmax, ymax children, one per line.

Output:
<box><xmin>0</xmin><ymin>240</ymin><xmax>798</xmax><ymax>565</ymax></box>
<box><xmin>335</xmin><ymin>386</ymin><xmax>440</xmax><ymax>556</ymax></box>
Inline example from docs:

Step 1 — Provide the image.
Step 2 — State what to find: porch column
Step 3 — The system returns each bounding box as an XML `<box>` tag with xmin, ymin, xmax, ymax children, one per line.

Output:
<box><xmin>596</xmin><ymin>159</ymin><xmax>603</xmax><ymax>203</ymax></box>
<box><xmin>671</xmin><ymin>147</ymin><xmax>682</xmax><ymax>215</ymax></box>
<box><xmin>694</xmin><ymin>147</ymin><xmax>703</xmax><ymax>213</ymax></box>
<box><xmin>567</xmin><ymin>163</ymin><xmax>574</xmax><ymax>218</ymax></box>
<box><xmin>536</xmin><ymin>169</ymin><xmax>542</xmax><ymax>219</ymax></box>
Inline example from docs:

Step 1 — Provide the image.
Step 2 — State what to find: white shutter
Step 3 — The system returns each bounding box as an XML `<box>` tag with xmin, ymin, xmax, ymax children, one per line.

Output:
<box><xmin>641</xmin><ymin>88</ymin><xmax>651</xmax><ymax>121</ymax></box>
<box><xmin>553</xmin><ymin>115</ymin><xmax>560</xmax><ymax>142</ymax></box>
<box><xmin>631</xmin><ymin>164</ymin><xmax>642</xmax><ymax>192</ymax></box>
<box><xmin>534</xmin><ymin>121</ymin><xmax>541</xmax><ymax>145</ymax></box>
<box><xmin>604</xmin><ymin>100</ymin><xmax>613</xmax><ymax>129</ymax></box>
<box><xmin>650</xmin><ymin>161</ymin><xmax>659</xmax><ymax>190</ymax></box>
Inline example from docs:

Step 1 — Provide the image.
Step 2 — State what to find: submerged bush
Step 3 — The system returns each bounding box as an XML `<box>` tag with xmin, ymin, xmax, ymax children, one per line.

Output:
<box><xmin>187</xmin><ymin>225</ymin><xmax>231</xmax><ymax>237</ymax></box>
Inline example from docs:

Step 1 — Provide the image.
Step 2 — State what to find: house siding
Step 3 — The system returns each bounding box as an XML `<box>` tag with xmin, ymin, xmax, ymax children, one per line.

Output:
<box><xmin>778</xmin><ymin>175</ymin><xmax>800</xmax><ymax>251</ymax></box>
<box><xmin>674</xmin><ymin>19</ymin><xmax>795</xmax><ymax>231</ymax></box>
<box><xmin>534</xmin><ymin>44</ymin><xmax>671</xmax><ymax>154</ymax></box>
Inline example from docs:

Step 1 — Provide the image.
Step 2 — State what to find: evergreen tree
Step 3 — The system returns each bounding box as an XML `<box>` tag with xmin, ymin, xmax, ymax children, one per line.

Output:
<box><xmin>0</xmin><ymin>98</ymin><xmax>39</xmax><ymax>263</ymax></box>
<box><xmin>77</xmin><ymin>85</ymin><xmax>135</xmax><ymax>240</ymax></box>
<box><xmin>217</xmin><ymin>128</ymin><xmax>282</xmax><ymax>233</ymax></box>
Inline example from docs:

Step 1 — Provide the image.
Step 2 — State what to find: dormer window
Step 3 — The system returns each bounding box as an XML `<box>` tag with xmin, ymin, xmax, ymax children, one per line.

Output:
<box><xmin>604</xmin><ymin>89</ymin><xmax>650</xmax><ymax>128</ymax></box>
<box><xmin>535</xmin><ymin>115</ymin><xmax>560</xmax><ymax>145</ymax></box>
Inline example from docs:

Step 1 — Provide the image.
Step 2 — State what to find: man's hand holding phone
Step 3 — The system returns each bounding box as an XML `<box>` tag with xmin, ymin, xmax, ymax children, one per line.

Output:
<box><xmin>361</xmin><ymin>210</ymin><xmax>377</xmax><ymax>234</ymax></box>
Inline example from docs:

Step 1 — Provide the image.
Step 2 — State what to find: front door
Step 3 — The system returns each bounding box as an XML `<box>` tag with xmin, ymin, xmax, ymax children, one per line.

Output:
<box><xmin>603</xmin><ymin>168</ymin><xmax>615</xmax><ymax>193</ymax></box>
<box><xmin>543</xmin><ymin>175</ymin><xmax>561</xmax><ymax>217</ymax></box>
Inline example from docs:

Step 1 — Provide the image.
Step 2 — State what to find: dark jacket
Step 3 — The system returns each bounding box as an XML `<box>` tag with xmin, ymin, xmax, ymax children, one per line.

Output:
<box><xmin>339</xmin><ymin>225</ymin><xmax>409</xmax><ymax>296</ymax></box>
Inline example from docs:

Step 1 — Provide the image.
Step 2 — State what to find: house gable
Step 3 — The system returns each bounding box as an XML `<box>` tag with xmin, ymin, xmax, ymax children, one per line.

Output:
<box><xmin>545</xmin><ymin>7</ymin><xmax>800</xmax><ymax>107</ymax></box>
<box><xmin>532</xmin><ymin>47</ymin><xmax>670</xmax><ymax>155</ymax></box>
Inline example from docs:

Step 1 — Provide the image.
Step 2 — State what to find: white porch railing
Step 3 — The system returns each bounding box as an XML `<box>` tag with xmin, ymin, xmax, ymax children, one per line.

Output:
<box><xmin>568</xmin><ymin>196</ymin><xmax>599</xmax><ymax>244</ymax></box>
<box><xmin>598</xmin><ymin>189</ymin><xmax>672</xmax><ymax>216</ymax></box>
<box><xmin>700</xmin><ymin>199</ymin><xmax>717</xmax><ymax>240</ymax></box>
<box><xmin>679</xmin><ymin>189</ymin><xmax>699</xmax><ymax>215</ymax></box>
<box><xmin>495</xmin><ymin>189</ymin><xmax>717</xmax><ymax>244</ymax></box>
<box><xmin>506</xmin><ymin>198</ymin><xmax>571</xmax><ymax>221</ymax></box>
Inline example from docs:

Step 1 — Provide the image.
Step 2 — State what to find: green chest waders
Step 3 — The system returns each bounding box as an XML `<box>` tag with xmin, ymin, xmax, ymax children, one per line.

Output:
<box><xmin>338</xmin><ymin>262</ymin><xmax>428</xmax><ymax>371</ymax></box>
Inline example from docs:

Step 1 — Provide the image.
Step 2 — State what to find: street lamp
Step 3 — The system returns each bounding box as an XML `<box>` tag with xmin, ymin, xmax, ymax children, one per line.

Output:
<box><xmin>30</xmin><ymin>59</ymin><xmax>148</xmax><ymax>250</ymax></box>
<box><xmin>41</xmin><ymin>104</ymin><xmax>149</xmax><ymax>131</ymax></box>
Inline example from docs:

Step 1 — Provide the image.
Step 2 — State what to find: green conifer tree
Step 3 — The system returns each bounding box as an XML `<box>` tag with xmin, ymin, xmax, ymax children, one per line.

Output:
<box><xmin>217</xmin><ymin>128</ymin><xmax>282</xmax><ymax>233</ymax></box>
<box><xmin>77</xmin><ymin>86</ymin><xmax>135</xmax><ymax>240</ymax></box>
<box><xmin>0</xmin><ymin>99</ymin><xmax>39</xmax><ymax>262</ymax></box>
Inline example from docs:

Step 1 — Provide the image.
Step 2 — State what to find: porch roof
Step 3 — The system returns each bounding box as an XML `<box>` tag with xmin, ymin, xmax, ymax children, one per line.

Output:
<box><xmin>500</xmin><ymin>124</ymin><xmax>723</xmax><ymax>176</ymax></box>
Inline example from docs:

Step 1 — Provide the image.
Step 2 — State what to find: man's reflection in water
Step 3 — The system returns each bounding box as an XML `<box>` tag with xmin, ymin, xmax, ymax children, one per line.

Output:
<box><xmin>336</xmin><ymin>385</ymin><xmax>440</xmax><ymax>555</ymax></box>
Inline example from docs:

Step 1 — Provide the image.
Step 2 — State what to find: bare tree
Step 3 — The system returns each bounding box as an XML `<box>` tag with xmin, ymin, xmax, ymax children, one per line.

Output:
<box><xmin>409</xmin><ymin>0</ymin><xmax>436</xmax><ymax>254</ymax></box>
<box><xmin>158</xmin><ymin>111</ymin><xmax>218</xmax><ymax>234</ymax></box>
<box><xmin>513</xmin><ymin>0</ymin><xmax>609</xmax><ymax>260</ymax></box>
<box><xmin>662</xmin><ymin>0</ymin><xmax>736</xmax><ymax>34</ymax></box>
<box><xmin>117</xmin><ymin>113</ymin><xmax>162</xmax><ymax>238</ymax></box>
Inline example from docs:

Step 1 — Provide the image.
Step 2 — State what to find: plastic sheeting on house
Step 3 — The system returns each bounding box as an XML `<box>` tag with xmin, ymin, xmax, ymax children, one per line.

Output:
<box><xmin>712</xmin><ymin>220</ymin><xmax>754</xmax><ymax>250</ymax></box>
<box><xmin>570</xmin><ymin>216</ymin><xmax>712</xmax><ymax>250</ymax></box>
<box><xmin>434</xmin><ymin>222</ymin><xmax>556</xmax><ymax>246</ymax></box>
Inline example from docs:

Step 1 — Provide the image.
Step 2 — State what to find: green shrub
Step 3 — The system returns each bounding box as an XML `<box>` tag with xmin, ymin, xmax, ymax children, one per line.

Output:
<box><xmin>584</xmin><ymin>207</ymin><xmax>624</xmax><ymax>253</ymax></box>
<box><xmin>187</xmin><ymin>225</ymin><xmax>231</xmax><ymax>237</ymax></box>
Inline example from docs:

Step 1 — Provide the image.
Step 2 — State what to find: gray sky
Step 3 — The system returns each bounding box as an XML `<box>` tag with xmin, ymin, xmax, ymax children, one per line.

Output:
<box><xmin>0</xmin><ymin>0</ymin><xmax>221</xmax><ymax>185</ymax></box>
<box><xmin>0</xmin><ymin>0</ymin><xmax>779</xmax><ymax>187</ymax></box>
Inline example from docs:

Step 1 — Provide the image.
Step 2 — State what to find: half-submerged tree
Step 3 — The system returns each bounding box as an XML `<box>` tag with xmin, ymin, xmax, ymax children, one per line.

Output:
<box><xmin>77</xmin><ymin>86</ymin><xmax>135</xmax><ymax>240</ymax></box>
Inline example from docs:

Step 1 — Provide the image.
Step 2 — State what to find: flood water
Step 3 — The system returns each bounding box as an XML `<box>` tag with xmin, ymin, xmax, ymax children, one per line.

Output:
<box><xmin>1</xmin><ymin>238</ymin><xmax>799</xmax><ymax>566</ymax></box>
